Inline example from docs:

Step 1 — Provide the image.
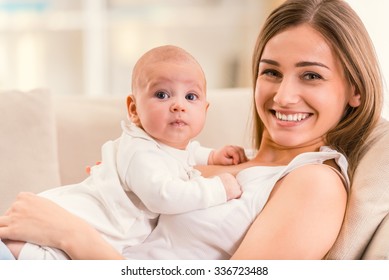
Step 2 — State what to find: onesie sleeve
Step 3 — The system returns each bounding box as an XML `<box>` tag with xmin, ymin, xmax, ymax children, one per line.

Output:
<box><xmin>189</xmin><ymin>140</ymin><xmax>213</xmax><ymax>165</ymax></box>
<box><xmin>125</xmin><ymin>149</ymin><xmax>227</xmax><ymax>215</ymax></box>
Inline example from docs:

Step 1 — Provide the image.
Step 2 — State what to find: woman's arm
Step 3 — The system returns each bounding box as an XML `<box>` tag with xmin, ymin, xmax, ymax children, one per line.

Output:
<box><xmin>0</xmin><ymin>192</ymin><xmax>124</xmax><ymax>260</ymax></box>
<box><xmin>231</xmin><ymin>164</ymin><xmax>347</xmax><ymax>259</ymax></box>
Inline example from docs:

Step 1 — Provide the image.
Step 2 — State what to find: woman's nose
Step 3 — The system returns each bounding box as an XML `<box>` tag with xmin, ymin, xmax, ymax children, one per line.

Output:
<box><xmin>273</xmin><ymin>78</ymin><xmax>301</xmax><ymax>106</ymax></box>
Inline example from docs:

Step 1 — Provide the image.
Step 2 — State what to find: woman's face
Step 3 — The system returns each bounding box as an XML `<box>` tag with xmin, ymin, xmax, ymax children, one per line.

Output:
<box><xmin>255</xmin><ymin>24</ymin><xmax>360</xmax><ymax>149</ymax></box>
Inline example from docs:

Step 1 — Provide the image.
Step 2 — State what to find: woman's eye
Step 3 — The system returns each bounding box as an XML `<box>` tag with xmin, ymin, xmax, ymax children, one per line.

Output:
<box><xmin>303</xmin><ymin>72</ymin><xmax>322</xmax><ymax>80</ymax></box>
<box><xmin>185</xmin><ymin>93</ymin><xmax>198</xmax><ymax>101</ymax></box>
<box><xmin>262</xmin><ymin>69</ymin><xmax>281</xmax><ymax>78</ymax></box>
<box><xmin>155</xmin><ymin>91</ymin><xmax>169</xmax><ymax>99</ymax></box>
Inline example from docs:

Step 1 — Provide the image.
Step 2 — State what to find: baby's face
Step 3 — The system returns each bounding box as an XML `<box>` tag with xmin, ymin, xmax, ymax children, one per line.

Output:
<box><xmin>130</xmin><ymin>60</ymin><xmax>208</xmax><ymax>149</ymax></box>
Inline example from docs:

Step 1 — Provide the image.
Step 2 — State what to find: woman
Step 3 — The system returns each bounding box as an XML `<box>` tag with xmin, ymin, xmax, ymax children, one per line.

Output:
<box><xmin>0</xmin><ymin>0</ymin><xmax>383</xmax><ymax>259</ymax></box>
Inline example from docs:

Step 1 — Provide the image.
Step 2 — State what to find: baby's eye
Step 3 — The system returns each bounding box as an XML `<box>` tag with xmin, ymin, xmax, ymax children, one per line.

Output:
<box><xmin>155</xmin><ymin>91</ymin><xmax>169</xmax><ymax>99</ymax></box>
<box><xmin>185</xmin><ymin>93</ymin><xmax>198</xmax><ymax>101</ymax></box>
<box><xmin>302</xmin><ymin>72</ymin><xmax>322</xmax><ymax>80</ymax></box>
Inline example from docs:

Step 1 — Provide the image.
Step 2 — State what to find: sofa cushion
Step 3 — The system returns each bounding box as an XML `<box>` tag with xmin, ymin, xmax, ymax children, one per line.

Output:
<box><xmin>326</xmin><ymin>119</ymin><xmax>389</xmax><ymax>259</ymax></box>
<box><xmin>195</xmin><ymin>87</ymin><xmax>253</xmax><ymax>149</ymax></box>
<box><xmin>0</xmin><ymin>89</ymin><xmax>60</xmax><ymax>214</ymax></box>
<box><xmin>54</xmin><ymin>95</ymin><xmax>126</xmax><ymax>185</ymax></box>
<box><xmin>362</xmin><ymin>214</ymin><xmax>389</xmax><ymax>259</ymax></box>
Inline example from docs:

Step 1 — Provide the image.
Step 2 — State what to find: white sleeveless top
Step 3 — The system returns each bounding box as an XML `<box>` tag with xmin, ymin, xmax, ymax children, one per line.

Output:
<box><xmin>122</xmin><ymin>146</ymin><xmax>349</xmax><ymax>259</ymax></box>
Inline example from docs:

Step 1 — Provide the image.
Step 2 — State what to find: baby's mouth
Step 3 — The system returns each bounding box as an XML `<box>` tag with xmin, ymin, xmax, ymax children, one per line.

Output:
<box><xmin>171</xmin><ymin>120</ymin><xmax>187</xmax><ymax>126</ymax></box>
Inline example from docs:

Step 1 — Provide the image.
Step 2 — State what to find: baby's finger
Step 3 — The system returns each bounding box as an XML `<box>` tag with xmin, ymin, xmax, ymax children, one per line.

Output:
<box><xmin>229</xmin><ymin>146</ymin><xmax>247</xmax><ymax>164</ymax></box>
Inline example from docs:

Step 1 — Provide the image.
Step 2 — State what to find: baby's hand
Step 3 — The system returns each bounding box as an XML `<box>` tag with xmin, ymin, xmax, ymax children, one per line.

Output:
<box><xmin>209</xmin><ymin>145</ymin><xmax>248</xmax><ymax>165</ymax></box>
<box><xmin>218</xmin><ymin>173</ymin><xmax>242</xmax><ymax>200</ymax></box>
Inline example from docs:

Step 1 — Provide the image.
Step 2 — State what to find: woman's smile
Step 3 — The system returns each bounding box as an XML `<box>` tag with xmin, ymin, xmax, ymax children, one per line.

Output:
<box><xmin>273</xmin><ymin>110</ymin><xmax>312</xmax><ymax>122</ymax></box>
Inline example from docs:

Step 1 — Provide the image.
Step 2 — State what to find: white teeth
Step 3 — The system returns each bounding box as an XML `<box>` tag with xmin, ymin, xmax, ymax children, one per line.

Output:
<box><xmin>275</xmin><ymin>111</ymin><xmax>310</xmax><ymax>122</ymax></box>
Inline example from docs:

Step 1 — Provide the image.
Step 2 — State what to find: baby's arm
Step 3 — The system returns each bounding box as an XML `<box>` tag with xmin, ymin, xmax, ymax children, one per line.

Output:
<box><xmin>217</xmin><ymin>173</ymin><xmax>242</xmax><ymax>200</ymax></box>
<box><xmin>125</xmin><ymin>151</ymin><xmax>241</xmax><ymax>215</ymax></box>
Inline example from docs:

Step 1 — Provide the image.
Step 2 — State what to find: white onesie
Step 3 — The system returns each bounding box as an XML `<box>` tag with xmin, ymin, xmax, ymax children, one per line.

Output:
<box><xmin>122</xmin><ymin>146</ymin><xmax>349</xmax><ymax>259</ymax></box>
<box><xmin>18</xmin><ymin>122</ymin><xmax>227</xmax><ymax>259</ymax></box>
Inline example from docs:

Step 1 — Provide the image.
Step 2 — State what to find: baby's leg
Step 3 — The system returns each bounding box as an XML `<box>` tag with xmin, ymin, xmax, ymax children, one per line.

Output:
<box><xmin>3</xmin><ymin>239</ymin><xmax>69</xmax><ymax>260</ymax></box>
<box><xmin>2</xmin><ymin>239</ymin><xmax>23</xmax><ymax>259</ymax></box>
<box><xmin>18</xmin><ymin>242</ymin><xmax>70</xmax><ymax>260</ymax></box>
<box><xmin>0</xmin><ymin>239</ymin><xmax>16</xmax><ymax>260</ymax></box>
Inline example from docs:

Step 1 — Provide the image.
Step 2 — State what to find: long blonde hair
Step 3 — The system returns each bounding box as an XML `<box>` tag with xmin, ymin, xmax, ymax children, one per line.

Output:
<box><xmin>251</xmin><ymin>0</ymin><xmax>383</xmax><ymax>178</ymax></box>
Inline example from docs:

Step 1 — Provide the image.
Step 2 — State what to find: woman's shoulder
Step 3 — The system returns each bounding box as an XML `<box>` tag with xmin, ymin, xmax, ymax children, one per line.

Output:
<box><xmin>283</xmin><ymin>163</ymin><xmax>345</xmax><ymax>189</ymax></box>
<box><xmin>283</xmin><ymin>146</ymin><xmax>350</xmax><ymax>191</ymax></box>
<box><xmin>271</xmin><ymin>163</ymin><xmax>347</xmax><ymax>215</ymax></box>
<box><xmin>290</xmin><ymin>146</ymin><xmax>347</xmax><ymax>167</ymax></box>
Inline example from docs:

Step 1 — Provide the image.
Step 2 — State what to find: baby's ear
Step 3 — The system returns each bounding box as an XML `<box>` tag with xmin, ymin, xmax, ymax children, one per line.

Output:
<box><xmin>127</xmin><ymin>95</ymin><xmax>141</xmax><ymax>125</ymax></box>
<box><xmin>126</xmin><ymin>94</ymin><xmax>133</xmax><ymax>110</ymax></box>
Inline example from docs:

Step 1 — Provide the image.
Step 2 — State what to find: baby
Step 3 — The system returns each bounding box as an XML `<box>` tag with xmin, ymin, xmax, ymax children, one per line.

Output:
<box><xmin>3</xmin><ymin>45</ymin><xmax>246</xmax><ymax>260</ymax></box>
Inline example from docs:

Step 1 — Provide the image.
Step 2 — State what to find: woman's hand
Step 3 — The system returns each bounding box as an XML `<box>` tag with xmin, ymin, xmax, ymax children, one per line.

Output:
<box><xmin>0</xmin><ymin>192</ymin><xmax>77</xmax><ymax>248</ymax></box>
<box><xmin>0</xmin><ymin>192</ymin><xmax>124</xmax><ymax>259</ymax></box>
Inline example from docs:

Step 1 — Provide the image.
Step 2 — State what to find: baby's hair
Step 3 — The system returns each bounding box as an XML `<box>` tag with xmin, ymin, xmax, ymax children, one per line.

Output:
<box><xmin>131</xmin><ymin>45</ymin><xmax>205</xmax><ymax>94</ymax></box>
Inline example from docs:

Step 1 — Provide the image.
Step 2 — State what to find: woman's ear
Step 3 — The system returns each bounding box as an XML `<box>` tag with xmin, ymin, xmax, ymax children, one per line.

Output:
<box><xmin>127</xmin><ymin>95</ymin><xmax>141</xmax><ymax>126</ymax></box>
<box><xmin>348</xmin><ymin>87</ymin><xmax>361</xmax><ymax>108</ymax></box>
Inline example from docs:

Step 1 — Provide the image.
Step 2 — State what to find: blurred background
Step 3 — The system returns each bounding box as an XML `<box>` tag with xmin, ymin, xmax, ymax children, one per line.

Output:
<box><xmin>0</xmin><ymin>0</ymin><xmax>387</xmax><ymax>117</ymax></box>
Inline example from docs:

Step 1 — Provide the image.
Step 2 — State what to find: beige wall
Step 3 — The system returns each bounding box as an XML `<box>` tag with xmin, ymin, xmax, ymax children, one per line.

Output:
<box><xmin>0</xmin><ymin>0</ymin><xmax>277</xmax><ymax>96</ymax></box>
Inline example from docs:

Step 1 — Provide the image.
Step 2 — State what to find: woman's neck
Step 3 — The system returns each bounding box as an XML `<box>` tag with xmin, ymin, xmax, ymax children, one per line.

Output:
<box><xmin>196</xmin><ymin>137</ymin><xmax>326</xmax><ymax>178</ymax></box>
<box><xmin>254</xmin><ymin>140</ymin><xmax>324</xmax><ymax>166</ymax></box>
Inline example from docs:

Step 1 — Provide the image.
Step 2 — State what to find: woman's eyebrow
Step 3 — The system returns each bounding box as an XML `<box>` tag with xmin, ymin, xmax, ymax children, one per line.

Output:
<box><xmin>296</xmin><ymin>61</ymin><xmax>330</xmax><ymax>69</ymax></box>
<box><xmin>259</xmin><ymin>59</ymin><xmax>279</xmax><ymax>66</ymax></box>
<box><xmin>260</xmin><ymin>59</ymin><xmax>330</xmax><ymax>70</ymax></box>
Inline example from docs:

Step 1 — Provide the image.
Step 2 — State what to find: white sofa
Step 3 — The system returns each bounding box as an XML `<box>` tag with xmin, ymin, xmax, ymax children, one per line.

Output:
<box><xmin>1</xmin><ymin>88</ymin><xmax>388</xmax><ymax>259</ymax></box>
